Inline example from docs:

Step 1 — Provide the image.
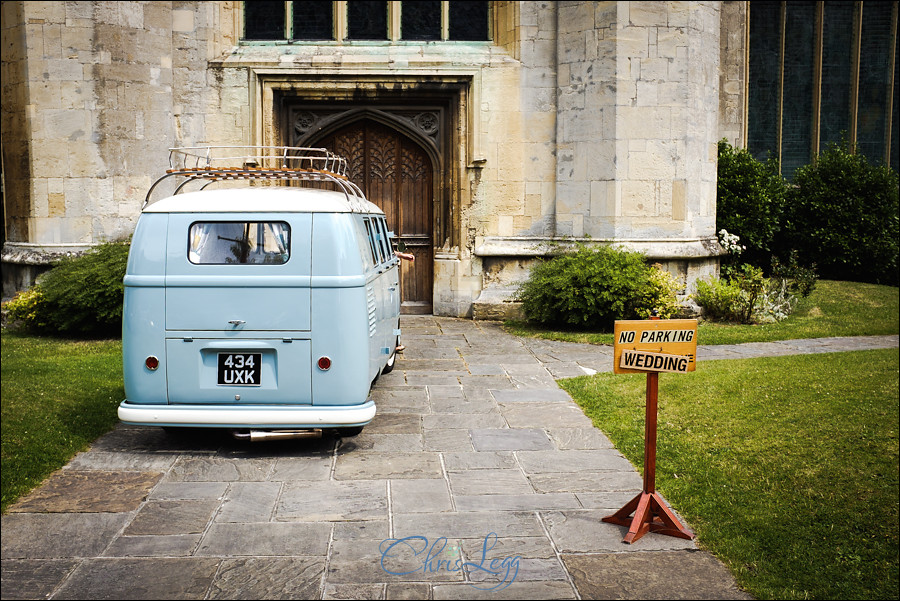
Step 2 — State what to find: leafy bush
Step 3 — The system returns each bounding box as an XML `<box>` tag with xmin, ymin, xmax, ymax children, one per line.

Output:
<box><xmin>4</xmin><ymin>288</ymin><xmax>50</xmax><ymax>331</ymax></box>
<box><xmin>516</xmin><ymin>245</ymin><xmax>678</xmax><ymax>331</ymax></box>
<box><xmin>6</xmin><ymin>240</ymin><xmax>130</xmax><ymax>337</ymax></box>
<box><xmin>757</xmin><ymin>277</ymin><xmax>801</xmax><ymax>323</ymax></box>
<box><xmin>694</xmin><ymin>265</ymin><xmax>772</xmax><ymax>324</ymax></box>
<box><xmin>694</xmin><ymin>257</ymin><xmax>817</xmax><ymax>325</ymax></box>
<box><xmin>716</xmin><ymin>140</ymin><xmax>788</xmax><ymax>269</ymax></box>
<box><xmin>781</xmin><ymin>142</ymin><xmax>899</xmax><ymax>286</ymax></box>
<box><xmin>770</xmin><ymin>250</ymin><xmax>818</xmax><ymax>298</ymax></box>
<box><xmin>728</xmin><ymin>264</ymin><xmax>767</xmax><ymax>323</ymax></box>
<box><xmin>694</xmin><ymin>277</ymin><xmax>743</xmax><ymax>322</ymax></box>
<box><xmin>635</xmin><ymin>264</ymin><xmax>682</xmax><ymax>320</ymax></box>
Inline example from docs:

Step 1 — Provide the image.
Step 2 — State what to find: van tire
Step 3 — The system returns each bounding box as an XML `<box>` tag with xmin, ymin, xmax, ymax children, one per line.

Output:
<box><xmin>336</xmin><ymin>426</ymin><xmax>364</xmax><ymax>437</ymax></box>
<box><xmin>381</xmin><ymin>337</ymin><xmax>399</xmax><ymax>375</ymax></box>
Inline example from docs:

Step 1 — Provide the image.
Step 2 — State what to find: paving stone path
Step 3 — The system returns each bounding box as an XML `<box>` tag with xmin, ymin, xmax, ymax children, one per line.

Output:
<box><xmin>2</xmin><ymin>316</ymin><xmax>896</xmax><ymax>600</ymax></box>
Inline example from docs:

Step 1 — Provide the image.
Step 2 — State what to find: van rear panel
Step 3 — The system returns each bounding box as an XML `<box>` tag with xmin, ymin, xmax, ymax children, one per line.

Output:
<box><xmin>165</xmin><ymin>285</ymin><xmax>311</xmax><ymax>331</ymax></box>
<box><xmin>122</xmin><ymin>286</ymin><xmax>167</xmax><ymax>405</ymax></box>
<box><xmin>310</xmin><ymin>285</ymin><xmax>373</xmax><ymax>406</ymax></box>
<box><xmin>165</xmin><ymin>337</ymin><xmax>312</xmax><ymax>405</ymax></box>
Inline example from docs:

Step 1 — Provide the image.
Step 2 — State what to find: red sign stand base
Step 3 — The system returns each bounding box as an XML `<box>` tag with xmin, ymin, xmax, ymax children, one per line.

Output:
<box><xmin>602</xmin><ymin>490</ymin><xmax>694</xmax><ymax>544</ymax></box>
<box><xmin>601</xmin><ymin>367</ymin><xmax>696</xmax><ymax>544</ymax></box>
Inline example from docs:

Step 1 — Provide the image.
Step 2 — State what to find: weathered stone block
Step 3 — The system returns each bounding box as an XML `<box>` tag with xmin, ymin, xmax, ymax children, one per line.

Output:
<box><xmin>618</xmin><ymin>105</ymin><xmax>672</xmax><ymax>139</ymax></box>
<box><xmin>172</xmin><ymin>9</ymin><xmax>194</xmax><ymax>33</ymax></box>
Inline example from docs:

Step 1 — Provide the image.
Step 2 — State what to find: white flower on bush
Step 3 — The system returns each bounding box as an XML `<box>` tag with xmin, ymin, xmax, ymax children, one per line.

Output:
<box><xmin>718</xmin><ymin>229</ymin><xmax>746</xmax><ymax>257</ymax></box>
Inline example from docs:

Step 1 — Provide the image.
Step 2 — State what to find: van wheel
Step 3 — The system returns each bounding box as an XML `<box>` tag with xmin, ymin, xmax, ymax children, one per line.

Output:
<box><xmin>381</xmin><ymin>337</ymin><xmax>399</xmax><ymax>374</ymax></box>
<box><xmin>162</xmin><ymin>426</ymin><xmax>192</xmax><ymax>437</ymax></box>
<box><xmin>336</xmin><ymin>426</ymin><xmax>364</xmax><ymax>437</ymax></box>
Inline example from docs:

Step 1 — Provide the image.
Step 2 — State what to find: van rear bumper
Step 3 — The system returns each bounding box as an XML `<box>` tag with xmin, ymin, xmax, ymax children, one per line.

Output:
<box><xmin>118</xmin><ymin>400</ymin><xmax>376</xmax><ymax>429</ymax></box>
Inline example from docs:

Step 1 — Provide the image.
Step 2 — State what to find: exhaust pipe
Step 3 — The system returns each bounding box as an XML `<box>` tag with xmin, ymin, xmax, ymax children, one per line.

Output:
<box><xmin>231</xmin><ymin>428</ymin><xmax>323</xmax><ymax>442</ymax></box>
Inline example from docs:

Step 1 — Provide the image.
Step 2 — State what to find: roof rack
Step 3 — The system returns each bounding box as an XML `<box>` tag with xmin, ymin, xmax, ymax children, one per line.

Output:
<box><xmin>143</xmin><ymin>146</ymin><xmax>369</xmax><ymax>211</ymax></box>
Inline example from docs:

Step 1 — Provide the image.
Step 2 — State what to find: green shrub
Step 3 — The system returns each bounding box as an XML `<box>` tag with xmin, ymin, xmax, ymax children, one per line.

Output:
<box><xmin>716</xmin><ymin>139</ymin><xmax>788</xmax><ymax>269</ymax></box>
<box><xmin>516</xmin><ymin>245</ymin><xmax>677</xmax><ymax>331</ymax></box>
<box><xmin>756</xmin><ymin>276</ymin><xmax>801</xmax><ymax>323</ymax></box>
<box><xmin>4</xmin><ymin>288</ymin><xmax>51</xmax><ymax>331</ymax></box>
<box><xmin>635</xmin><ymin>264</ymin><xmax>682</xmax><ymax>320</ymax></box>
<box><xmin>694</xmin><ymin>260</ymin><xmax>816</xmax><ymax>325</ymax></box>
<box><xmin>728</xmin><ymin>263</ymin><xmax>767</xmax><ymax>323</ymax></box>
<box><xmin>694</xmin><ymin>276</ymin><xmax>744</xmax><ymax>323</ymax></box>
<box><xmin>781</xmin><ymin>142</ymin><xmax>899</xmax><ymax>286</ymax></box>
<box><xmin>8</xmin><ymin>240</ymin><xmax>130</xmax><ymax>338</ymax></box>
<box><xmin>770</xmin><ymin>250</ymin><xmax>818</xmax><ymax>298</ymax></box>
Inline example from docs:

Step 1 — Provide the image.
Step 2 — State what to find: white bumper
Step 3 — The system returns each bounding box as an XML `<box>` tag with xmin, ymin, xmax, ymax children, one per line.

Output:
<box><xmin>118</xmin><ymin>401</ymin><xmax>376</xmax><ymax>428</ymax></box>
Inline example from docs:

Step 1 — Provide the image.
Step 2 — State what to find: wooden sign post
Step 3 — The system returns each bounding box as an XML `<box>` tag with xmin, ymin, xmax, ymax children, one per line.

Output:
<box><xmin>602</xmin><ymin>316</ymin><xmax>698</xmax><ymax>544</ymax></box>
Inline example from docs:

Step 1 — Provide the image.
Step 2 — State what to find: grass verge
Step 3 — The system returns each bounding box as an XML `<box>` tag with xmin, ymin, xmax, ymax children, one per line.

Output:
<box><xmin>1</xmin><ymin>331</ymin><xmax>123</xmax><ymax>513</ymax></box>
<box><xmin>505</xmin><ymin>280</ymin><xmax>899</xmax><ymax>346</ymax></box>
<box><xmin>560</xmin><ymin>350</ymin><xmax>899</xmax><ymax>600</ymax></box>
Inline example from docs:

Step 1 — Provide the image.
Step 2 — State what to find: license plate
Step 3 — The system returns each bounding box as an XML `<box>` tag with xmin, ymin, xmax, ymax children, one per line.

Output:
<box><xmin>217</xmin><ymin>353</ymin><xmax>262</xmax><ymax>386</ymax></box>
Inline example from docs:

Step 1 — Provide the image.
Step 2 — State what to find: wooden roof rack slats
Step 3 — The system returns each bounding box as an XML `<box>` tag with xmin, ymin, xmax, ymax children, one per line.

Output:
<box><xmin>143</xmin><ymin>146</ymin><xmax>368</xmax><ymax>211</ymax></box>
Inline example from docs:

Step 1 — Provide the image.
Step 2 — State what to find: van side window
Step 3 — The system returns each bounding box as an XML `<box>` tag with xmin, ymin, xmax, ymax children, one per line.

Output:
<box><xmin>188</xmin><ymin>222</ymin><xmax>291</xmax><ymax>265</ymax></box>
<box><xmin>373</xmin><ymin>219</ymin><xmax>388</xmax><ymax>264</ymax></box>
<box><xmin>362</xmin><ymin>218</ymin><xmax>381</xmax><ymax>265</ymax></box>
<box><xmin>374</xmin><ymin>218</ymin><xmax>391</xmax><ymax>262</ymax></box>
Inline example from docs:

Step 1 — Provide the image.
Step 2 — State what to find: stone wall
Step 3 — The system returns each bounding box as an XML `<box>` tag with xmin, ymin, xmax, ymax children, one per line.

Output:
<box><xmin>3</xmin><ymin>2</ymin><xmax>172</xmax><ymax>245</ymax></box>
<box><xmin>473</xmin><ymin>1</ymin><xmax>725</xmax><ymax>318</ymax></box>
<box><xmin>0</xmin><ymin>1</ymin><xmax>238</xmax><ymax>298</ymax></box>
<box><xmin>1</xmin><ymin>1</ymin><xmax>30</xmax><ymax>246</ymax></box>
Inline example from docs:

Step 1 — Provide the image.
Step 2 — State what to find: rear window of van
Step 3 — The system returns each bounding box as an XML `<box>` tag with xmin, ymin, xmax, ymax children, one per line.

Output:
<box><xmin>188</xmin><ymin>222</ymin><xmax>291</xmax><ymax>265</ymax></box>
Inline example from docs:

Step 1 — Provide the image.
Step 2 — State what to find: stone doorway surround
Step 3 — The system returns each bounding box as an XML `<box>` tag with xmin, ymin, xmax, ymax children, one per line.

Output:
<box><xmin>246</xmin><ymin>72</ymin><xmax>484</xmax><ymax>316</ymax></box>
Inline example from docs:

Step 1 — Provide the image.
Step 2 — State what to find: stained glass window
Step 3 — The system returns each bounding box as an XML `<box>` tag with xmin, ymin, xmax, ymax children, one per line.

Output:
<box><xmin>244</xmin><ymin>2</ymin><xmax>490</xmax><ymax>43</ymax></box>
<box><xmin>780</xmin><ymin>1</ymin><xmax>816</xmax><ymax>178</ymax></box>
<box><xmin>748</xmin><ymin>1</ymin><xmax>781</xmax><ymax>162</ymax></box>
<box><xmin>402</xmin><ymin>1</ymin><xmax>441</xmax><ymax>41</ymax></box>
<box><xmin>856</xmin><ymin>1</ymin><xmax>893</xmax><ymax>165</ymax></box>
<box><xmin>292</xmin><ymin>1</ymin><xmax>334</xmax><ymax>40</ymax></box>
<box><xmin>244</xmin><ymin>1</ymin><xmax>285</xmax><ymax>40</ymax></box>
<box><xmin>748</xmin><ymin>0</ymin><xmax>898</xmax><ymax>176</ymax></box>
<box><xmin>819</xmin><ymin>1</ymin><xmax>854</xmax><ymax>151</ymax></box>
<box><xmin>892</xmin><ymin>31</ymin><xmax>899</xmax><ymax>173</ymax></box>
<box><xmin>347</xmin><ymin>1</ymin><xmax>388</xmax><ymax>40</ymax></box>
<box><xmin>449</xmin><ymin>1</ymin><xmax>489</xmax><ymax>41</ymax></box>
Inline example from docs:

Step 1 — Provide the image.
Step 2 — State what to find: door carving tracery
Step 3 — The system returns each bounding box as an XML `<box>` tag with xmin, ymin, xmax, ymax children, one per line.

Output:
<box><xmin>315</xmin><ymin>120</ymin><xmax>434</xmax><ymax>313</ymax></box>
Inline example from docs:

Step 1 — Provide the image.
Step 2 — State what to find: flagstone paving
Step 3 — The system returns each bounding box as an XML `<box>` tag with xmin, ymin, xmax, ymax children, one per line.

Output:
<box><xmin>3</xmin><ymin>316</ymin><xmax>895</xmax><ymax>599</ymax></box>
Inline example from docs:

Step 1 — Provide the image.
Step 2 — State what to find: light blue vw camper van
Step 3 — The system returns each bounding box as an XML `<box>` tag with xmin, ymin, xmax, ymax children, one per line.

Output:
<box><xmin>118</xmin><ymin>147</ymin><xmax>401</xmax><ymax>440</ymax></box>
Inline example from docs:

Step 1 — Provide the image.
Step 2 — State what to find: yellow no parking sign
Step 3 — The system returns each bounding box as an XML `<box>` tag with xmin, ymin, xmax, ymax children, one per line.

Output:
<box><xmin>613</xmin><ymin>319</ymin><xmax>698</xmax><ymax>374</ymax></box>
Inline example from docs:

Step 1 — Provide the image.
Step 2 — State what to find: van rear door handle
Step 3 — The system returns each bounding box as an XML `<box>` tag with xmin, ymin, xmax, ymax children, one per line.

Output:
<box><xmin>228</xmin><ymin>320</ymin><xmax>245</xmax><ymax>326</ymax></box>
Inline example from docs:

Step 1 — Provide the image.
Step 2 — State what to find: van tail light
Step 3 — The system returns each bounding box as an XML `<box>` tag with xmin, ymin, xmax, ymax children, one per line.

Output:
<box><xmin>145</xmin><ymin>356</ymin><xmax>160</xmax><ymax>371</ymax></box>
<box><xmin>317</xmin><ymin>356</ymin><xmax>332</xmax><ymax>371</ymax></box>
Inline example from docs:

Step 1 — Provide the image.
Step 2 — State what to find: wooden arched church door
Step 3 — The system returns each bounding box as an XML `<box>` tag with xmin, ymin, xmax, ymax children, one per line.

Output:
<box><xmin>317</xmin><ymin>120</ymin><xmax>434</xmax><ymax>314</ymax></box>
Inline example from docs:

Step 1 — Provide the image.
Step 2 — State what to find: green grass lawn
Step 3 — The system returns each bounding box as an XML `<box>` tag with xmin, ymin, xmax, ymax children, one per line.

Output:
<box><xmin>1</xmin><ymin>332</ymin><xmax>123</xmax><ymax>513</ymax></box>
<box><xmin>560</xmin><ymin>350</ymin><xmax>899</xmax><ymax>600</ymax></box>
<box><xmin>505</xmin><ymin>280</ymin><xmax>899</xmax><ymax>346</ymax></box>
